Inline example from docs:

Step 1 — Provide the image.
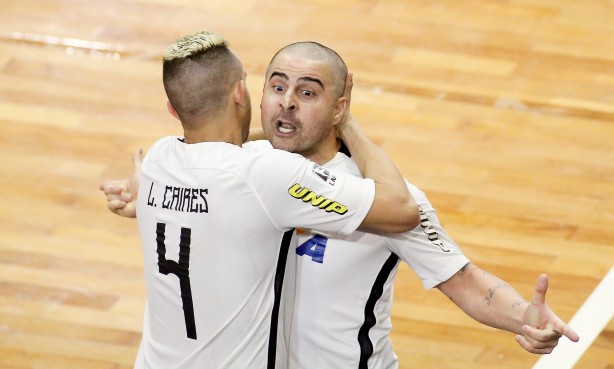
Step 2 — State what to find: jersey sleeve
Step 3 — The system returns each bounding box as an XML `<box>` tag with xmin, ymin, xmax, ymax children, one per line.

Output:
<box><xmin>386</xmin><ymin>184</ymin><xmax>470</xmax><ymax>290</ymax></box>
<box><xmin>246</xmin><ymin>148</ymin><xmax>375</xmax><ymax>236</ymax></box>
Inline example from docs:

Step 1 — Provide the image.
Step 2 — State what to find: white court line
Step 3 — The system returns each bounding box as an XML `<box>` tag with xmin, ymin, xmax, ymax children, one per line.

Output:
<box><xmin>532</xmin><ymin>265</ymin><xmax>614</xmax><ymax>369</ymax></box>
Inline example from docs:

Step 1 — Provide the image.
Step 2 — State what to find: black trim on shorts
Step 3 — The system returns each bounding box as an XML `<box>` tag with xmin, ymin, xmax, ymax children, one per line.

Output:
<box><xmin>357</xmin><ymin>252</ymin><xmax>399</xmax><ymax>369</ymax></box>
<box><xmin>267</xmin><ymin>229</ymin><xmax>295</xmax><ymax>369</ymax></box>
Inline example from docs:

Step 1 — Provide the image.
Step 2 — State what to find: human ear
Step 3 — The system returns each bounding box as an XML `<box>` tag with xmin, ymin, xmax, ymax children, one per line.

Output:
<box><xmin>334</xmin><ymin>71</ymin><xmax>353</xmax><ymax>126</ymax></box>
<box><xmin>166</xmin><ymin>101</ymin><xmax>180</xmax><ymax>121</ymax></box>
<box><xmin>332</xmin><ymin>96</ymin><xmax>347</xmax><ymax>126</ymax></box>
<box><xmin>234</xmin><ymin>80</ymin><xmax>248</xmax><ymax>109</ymax></box>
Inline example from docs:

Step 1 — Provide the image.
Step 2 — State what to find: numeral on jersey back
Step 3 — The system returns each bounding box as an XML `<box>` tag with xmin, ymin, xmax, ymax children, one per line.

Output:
<box><xmin>156</xmin><ymin>222</ymin><xmax>197</xmax><ymax>340</ymax></box>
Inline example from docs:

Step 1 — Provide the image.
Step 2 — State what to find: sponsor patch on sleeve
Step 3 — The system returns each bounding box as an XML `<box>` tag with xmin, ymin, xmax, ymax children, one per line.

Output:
<box><xmin>311</xmin><ymin>164</ymin><xmax>337</xmax><ymax>186</ymax></box>
<box><xmin>418</xmin><ymin>206</ymin><xmax>450</xmax><ymax>252</ymax></box>
<box><xmin>288</xmin><ymin>183</ymin><xmax>348</xmax><ymax>215</ymax></box>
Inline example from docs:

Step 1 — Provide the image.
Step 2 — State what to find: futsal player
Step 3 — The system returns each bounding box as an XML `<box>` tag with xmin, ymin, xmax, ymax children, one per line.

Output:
<box><xmin>254</xmin><ymin>41</ymin><xmax>579</xmax><ymax>368</ymax></box>
<box><xmin>103</xmin><ymin>38</ymin><xmax>579</xmax><ymax>369</ymax></box>
<box><xmin>104</xmin><ymin>31</ymin><xmax>419</xmax><ymax>369</ymax></box>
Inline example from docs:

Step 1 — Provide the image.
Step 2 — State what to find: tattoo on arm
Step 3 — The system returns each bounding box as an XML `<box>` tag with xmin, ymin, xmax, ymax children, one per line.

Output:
<box><xmin>482</xmin><ymin>282</ymin><xmax>511</xmax><ymax>305</ymax></box>
<box><xmin>512</xmin><ymin>299</ymin><xmax>528</xmax><ymax>308</ymax></box>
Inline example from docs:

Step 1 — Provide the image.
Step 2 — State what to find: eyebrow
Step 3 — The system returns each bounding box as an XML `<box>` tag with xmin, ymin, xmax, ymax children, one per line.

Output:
<box><xmin>270</xmin><ymin>71</ymin><xmax>324</xmax><ymax>90</ymax></box>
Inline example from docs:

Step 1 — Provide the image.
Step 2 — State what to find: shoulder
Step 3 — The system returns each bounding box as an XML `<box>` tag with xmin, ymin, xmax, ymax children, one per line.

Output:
<box><xmin>244</xmin><ymin>147</ymin><xmax>312</xmax><ymax>182</ymax></box>
<box><xmin>149</xmin><ymin>136</ymin><xmax>181</xmax><ymax>149</ymax></box>
<box><xmin>243</xmin><ymin>140</ymin><xmax>273</xmax><ymax>152</ymax></box>
<box><xmin>143</xmin><ymin>136</ymin><xmax>182</xmax><ymax>159</ymax></box>
<box><xmin>327</xmin><ymin>152</ymin><xmax>361</xmax><ymax>176</ymax></box>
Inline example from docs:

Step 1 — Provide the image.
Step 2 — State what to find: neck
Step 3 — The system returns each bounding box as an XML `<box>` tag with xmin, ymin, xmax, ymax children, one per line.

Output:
<box><xmin>183</xmin><ymin>127</ymin><xmax>243</xmax><ymax>146</ymax></box>
<box><xmin>302</xmin><ymin>138</ymin><xmax>342</xmax><ymax>165</ymax></box>
<box><xmin>182</xmin><ymin>110</ymin><xmax>246</xmax><ymax>145</ymax></box>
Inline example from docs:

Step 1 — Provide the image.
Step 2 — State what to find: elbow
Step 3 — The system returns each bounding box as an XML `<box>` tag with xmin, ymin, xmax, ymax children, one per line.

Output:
<box><xmin>406</xmin><ymin>203</ymin><xmax>421</xmax><ymax>230</ymax></box>
<box><xmin>392</xmin><ymin>201</ymin><xmax>420</xmax><ymax>233</ymax></box>
<box><xmin>360</xmin><ymin>191</ymin><xmax>420</xmax><ymax>235</ymax></box>
<box><xmin>376</xmin><ymin>200</ymin><xmax>419</xmax><ymax>234</ymax></box>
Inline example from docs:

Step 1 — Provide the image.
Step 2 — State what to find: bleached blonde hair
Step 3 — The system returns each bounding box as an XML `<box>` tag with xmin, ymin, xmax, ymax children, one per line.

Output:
<box><xmin>163</xmin><ymin>31</ymin><xmax>227</xmax><ymax>62</ymax></box>
<box><xmin>162</xmin><ymin>31</ymin><xmax>243</xmax><ymax>125</ymax></box>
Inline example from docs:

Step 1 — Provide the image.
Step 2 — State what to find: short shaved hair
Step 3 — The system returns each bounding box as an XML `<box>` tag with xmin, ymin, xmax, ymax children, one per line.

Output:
<box><xmin>162</xmin><ymin>31</ymin><xmax>243</xmax><ymax>125</ymax></box>
<box><xmin>267</xmin><ymin>42</ymin><xmax>348</xmax><ymax>98</ymax></box>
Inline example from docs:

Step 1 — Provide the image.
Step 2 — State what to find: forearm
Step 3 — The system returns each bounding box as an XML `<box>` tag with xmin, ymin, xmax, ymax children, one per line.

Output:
<box><xmin>339</xmin><ymin>117</ymin><xmax>419</xmax><ymax>233</ymax></box>
<box><xmin>340</xmin><ymin>117</ymin><xmax>403</xmax><ymax>189</ymax></box>
<box><xmin>438</xmin><ymin>264</ymin><xmax>528</xmax><ymax>335</ymax></box>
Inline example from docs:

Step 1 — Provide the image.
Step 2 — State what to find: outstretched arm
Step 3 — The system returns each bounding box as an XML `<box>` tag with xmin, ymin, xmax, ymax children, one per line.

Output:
<box><xmin>99</xmin><ymin>148</ymin><xmax>143</xmax><ymax>218</ymax></box>
<box><xmin>437</xmin><ymin>263</ymin><xmax>579</xmax><ymax>354</ymax></box>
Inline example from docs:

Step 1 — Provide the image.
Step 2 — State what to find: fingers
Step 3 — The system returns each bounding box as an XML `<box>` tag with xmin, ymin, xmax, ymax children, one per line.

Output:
<box><xmin>523</xmin><ymin>325</ymin><xmax>561</xmax><ymax>342</ymax></box>
<box><xmin>100</xmin><ymin>180</ymin><xmax>131</xmax><ymax>195</ymax></box>
<box><xmin>517</xmin><ymin>323</ymin><xmax>581</xmax><ymax>355</ymax></box>
<box><xmin>129</xmin><ymin>149</ymin><xmax>143</xmax><ymax>199</ymax></box>
<box><xmin>515</xmin><ymin>325</ymin><xmax>562</xmax><ymax>354</ymax></box>
<box><xmin>100</xmin><ymin>178</ymin><xmax>133</xmax><ymax>216</ymax></box>
<box><xmin>107</xmin><ymin>199</ymin><xmax>128</xmax><ymax>212</ymax></box>
<box><xmin>553</xmin><ymin>321</ymin><xmax>580</xmax><ymax>342</ymax></box>
<box><xmin>343</xmin><ymin>71</ymin><xmax>353</xmax><ymax>107</ymax></box>
<box><xmin>531</xmin><ymin>274</ymin><xmax>549</xmax><ymax>306</ymax></box>
<box><xmin>99</xmin><ymin>150</ymin><xmax>142</xmax><ymax>218</ymax></box>
<box><xmin>345</xmin><ymin>71</ymin><xmax>353</xmax><ymax>95</ymax></box>
<box><xmin>336</xmin><ymin>71</ymin><xmax>355</xmax><ymax>138</ymax></box>
<box><xmin>133</xmin><ymin>148</ymin><xmax>143</xmax><ymax>175</ymax></box>
<box><xmin>106</xmin><ymin>191</ymin><xmax>132</xmax><ymax>202</ymax></box>
<box><xmin>515</xmin><ymin>334</ymin><xmax>557</xmax><ymax>354</ymax></box>
<box><xmin>563</xmin><ymin>327</ymin><xmax>580</xmax><ymax>342</ymax></box>
<box><xmin>519</xmin><ymin>273</ymin><xmax>580</xmax><ymax>353</ymax></box>
<box><xmin>100</xmin><ymin>181</ymin><xmax>125</xmax><ymax>192</ymax></box>
<box><xmin>107</xmin><ymin>198</ymin><xmax>137</xmax><ymax>218</ymax></box>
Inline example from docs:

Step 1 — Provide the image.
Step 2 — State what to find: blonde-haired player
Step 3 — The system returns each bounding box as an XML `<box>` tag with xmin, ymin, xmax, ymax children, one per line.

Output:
<box><xmin>101</xmin><ymin>31</ymin><xmax>419</xmax><ymax>369</ymax></box>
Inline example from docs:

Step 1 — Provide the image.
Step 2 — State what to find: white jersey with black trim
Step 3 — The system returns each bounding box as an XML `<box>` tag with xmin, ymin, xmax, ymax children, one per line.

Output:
<box><xmin>134</xmin><ymin>137</ymin><xmax>375</xmax><ymax>369</ymax></box>
<box><xmin>285</xmin><ymin>147</ymin><xmax>471</xmax><ymax>369</ymax></box>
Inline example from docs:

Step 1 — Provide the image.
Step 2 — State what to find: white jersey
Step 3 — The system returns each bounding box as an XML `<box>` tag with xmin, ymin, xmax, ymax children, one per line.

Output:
<box><xmin>283</xmin><ymin>145</ymin><xmax>471</xmax><ymax>369</ymax></box>
<box><xmin>134</xmin><ymin>137</ymin><xmax>375</xmax><ymax>369</ymax></box>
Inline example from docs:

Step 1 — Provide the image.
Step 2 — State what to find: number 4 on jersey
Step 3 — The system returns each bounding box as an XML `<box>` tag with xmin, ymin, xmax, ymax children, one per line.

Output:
<box><xmin>296</xmin><ymin>234</ymin><xmax>328</xmax><ymax>264</ymax></box>
<box><xmin>156</xmin><ymin>223</ymin><xmax>197</xmax><ymax>340</ymax></box>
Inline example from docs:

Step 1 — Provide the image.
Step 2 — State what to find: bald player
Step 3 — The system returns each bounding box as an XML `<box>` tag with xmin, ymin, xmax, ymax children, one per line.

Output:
<box><xmin>110</xmin><ymin>31</ymin><xmax>419</xmax><ymax>369</ymax></box>
<box><xmin>103</xmin><ymin>38</ymin><xmax>578</xmax><ymax>368</ymax></box>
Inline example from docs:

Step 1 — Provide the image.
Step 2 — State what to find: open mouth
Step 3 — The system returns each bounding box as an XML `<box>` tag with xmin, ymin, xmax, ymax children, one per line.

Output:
<box><xmin>276</xmin><ymin>119</ymin><xmax>296</xmax><ymax>134</ymax></box>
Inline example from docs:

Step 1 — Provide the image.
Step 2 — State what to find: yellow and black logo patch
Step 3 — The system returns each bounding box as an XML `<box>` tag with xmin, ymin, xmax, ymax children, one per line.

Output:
<box><xmin>288</xmin><ymin>183</ymin><xmax>348</xmax><ymax>215</ymax></box>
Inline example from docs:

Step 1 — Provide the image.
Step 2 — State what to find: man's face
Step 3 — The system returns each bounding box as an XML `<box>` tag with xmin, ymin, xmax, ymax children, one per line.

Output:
<box><xmin>260</xmin><ymin>53</ymin><xmax>340</xmax><ymax>160</ymax></box>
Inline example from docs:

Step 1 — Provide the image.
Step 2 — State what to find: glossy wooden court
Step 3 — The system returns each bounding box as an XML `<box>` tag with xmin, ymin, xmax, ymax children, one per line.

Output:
<box><xmin>0</xmin><ymin>1</ymin><xmax>612</xmax><ymax>368</ymax></box>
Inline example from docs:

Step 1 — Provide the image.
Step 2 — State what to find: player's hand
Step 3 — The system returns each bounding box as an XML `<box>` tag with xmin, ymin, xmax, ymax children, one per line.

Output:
<box><xmin>336</xmin><ymin>71</ymin><xmax>354</xmax><ymax>138</ymax></box>
<box><xmin>515</xmin><ymin>274</ymin><xmax>579</xmax><ymax>354</ymax></box>
<box><xmin>99</xmin><ymin>148</ymin><xmax>143</xmax><ymax>218</ymax></box>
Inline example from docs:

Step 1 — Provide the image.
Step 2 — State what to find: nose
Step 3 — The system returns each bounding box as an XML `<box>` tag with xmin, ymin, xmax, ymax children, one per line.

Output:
<box><xmin>281</xmin><ymin>91</ymin><xmax>296</xmax><ymax>111</ymax></box>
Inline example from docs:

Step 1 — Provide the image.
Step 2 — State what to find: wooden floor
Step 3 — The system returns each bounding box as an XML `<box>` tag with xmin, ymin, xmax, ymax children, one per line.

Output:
<box><xmin>0</xmin><ymin>0</ymin><xmax>613</xmax><ymax>368</ymax></box>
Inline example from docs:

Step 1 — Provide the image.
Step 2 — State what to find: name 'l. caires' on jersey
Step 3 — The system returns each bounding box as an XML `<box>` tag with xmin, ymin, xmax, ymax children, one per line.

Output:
<box><xmin>287</xmin><ymin>183</ymin><xmax>348</xmax><ymax>215</ymax></box>
<box><xmin>145</xmin><ymin>181</ymin><xmax>209</xmax><ymax>214</ymax></box>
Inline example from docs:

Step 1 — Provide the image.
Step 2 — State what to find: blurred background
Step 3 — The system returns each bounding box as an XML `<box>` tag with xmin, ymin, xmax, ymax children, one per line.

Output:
<box><xmin>0</xmin><ymin>1</ymin><xmax>612</xmax><ymax>368</ymax></box>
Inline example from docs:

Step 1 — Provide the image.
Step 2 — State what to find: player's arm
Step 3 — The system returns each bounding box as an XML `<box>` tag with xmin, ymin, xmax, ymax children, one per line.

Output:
<box><xmin>437</xmin><ymin>264</ymin><xmax>579</xmax><ymax>354</ymax></box>
<box><xmin>339</xmin><ymin>116</ymin><xmax>419</xmax><ymax>233</ymax></box>
<box><xmin>336</xmin><ymin>72</ymin><xmax>418</xmax><ymax>234</ymax></box>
